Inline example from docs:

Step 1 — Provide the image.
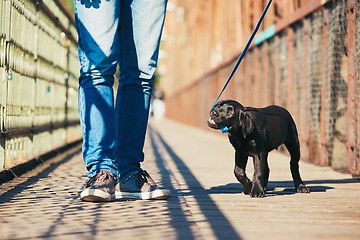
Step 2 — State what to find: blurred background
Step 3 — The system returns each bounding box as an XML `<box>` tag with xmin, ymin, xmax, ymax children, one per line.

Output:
<box><xmin>159</xmin><ymin>0</ymin><xmax>360</xmax><ymax>176</ymax></box>
<box><xmin>0</xmin><ymin>0</ymin><xmax>359</xmax><ymax>180</ymax></box>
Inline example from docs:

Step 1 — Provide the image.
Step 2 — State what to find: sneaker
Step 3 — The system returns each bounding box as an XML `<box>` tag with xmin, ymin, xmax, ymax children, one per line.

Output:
<box><xmin>80</xmin><ymin>170</ymin><xmax>117</xmax><ymax>202</ymax></box>
<box><xmin>115</xmin><ymin>170</ymin><xmax>170</xmax><ymax>200</ymax></box>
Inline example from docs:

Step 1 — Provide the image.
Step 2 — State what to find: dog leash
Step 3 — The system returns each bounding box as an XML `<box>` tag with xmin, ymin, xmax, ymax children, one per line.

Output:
<box><xmin>211</xmin><ymin>0</ymin><xmax>273</xmax><ymax>109</ymax></box>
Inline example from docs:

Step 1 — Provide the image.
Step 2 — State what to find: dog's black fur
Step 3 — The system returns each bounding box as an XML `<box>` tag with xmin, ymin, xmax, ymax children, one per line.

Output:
<box><xmin>208</xmin><ymin>100</ymin><xmax>310</xmax><ymax>198</ymax></box>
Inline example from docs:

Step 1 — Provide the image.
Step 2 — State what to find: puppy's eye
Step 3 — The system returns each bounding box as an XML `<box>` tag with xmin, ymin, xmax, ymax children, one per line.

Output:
<box><xmin>211</xmin><ymin>111</ymin><xmax>218</xmax><ymax>118</ymax></box>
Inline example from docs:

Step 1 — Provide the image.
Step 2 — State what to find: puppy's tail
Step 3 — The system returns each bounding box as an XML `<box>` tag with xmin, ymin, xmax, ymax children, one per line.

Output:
<box><xmin>286</xmin><ymin>116</ymin><xmax>301</xmax><ymax>152</ymax></box>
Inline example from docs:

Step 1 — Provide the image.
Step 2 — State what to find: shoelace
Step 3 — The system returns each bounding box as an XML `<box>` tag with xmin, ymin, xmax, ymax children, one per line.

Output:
<box><xmin>86</xmin><ymin>170</ymin><xmax>114</xmax><ymax>187</ymax></box>
<box><xmin>138</xmin><ymin>170</ymin><xmax>157</xmax><ymax>187</ymax></box>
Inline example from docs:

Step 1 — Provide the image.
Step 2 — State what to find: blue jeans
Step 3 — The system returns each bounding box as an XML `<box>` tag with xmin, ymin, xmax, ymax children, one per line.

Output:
<box><xmin>74</xmin><ymin>0</ymin><xmax>167</xmax><ymax>179</ymax></box>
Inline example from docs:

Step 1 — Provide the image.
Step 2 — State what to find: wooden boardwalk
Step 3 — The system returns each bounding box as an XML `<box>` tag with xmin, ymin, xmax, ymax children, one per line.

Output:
<box><xmin>1</xmin><ymin>119</ymin><xmax>359</xmax><ymax>240</ymax></box>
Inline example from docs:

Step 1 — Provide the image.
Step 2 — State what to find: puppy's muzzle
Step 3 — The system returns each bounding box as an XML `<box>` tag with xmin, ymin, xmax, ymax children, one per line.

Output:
<box><xmin>207</xmin><ymin>118</ymin><xmax>219</xmax><ymax>129</ymax></box>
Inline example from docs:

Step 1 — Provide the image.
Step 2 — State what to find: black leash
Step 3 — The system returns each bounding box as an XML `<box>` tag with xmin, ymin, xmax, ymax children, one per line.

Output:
<box><xmin>211</xmin><ymin>0</ymin><xmax>273</xmax><ymax>109</ymax></box>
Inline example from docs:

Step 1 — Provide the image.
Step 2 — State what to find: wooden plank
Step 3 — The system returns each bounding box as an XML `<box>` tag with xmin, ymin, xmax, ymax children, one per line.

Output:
<box><xmin>319</xmin><ymin>8</ymin><xmax>330</xmax><ymax>166</ymax></box>
<box><xmin>275</xmin><ymin>0</ymin><xmax>332</xmax><ymax>33</ymax></box>
<box><xmin>346</xmin><ymin>0</ymin><xmax>359</xmax><ymax>175</ymax></box>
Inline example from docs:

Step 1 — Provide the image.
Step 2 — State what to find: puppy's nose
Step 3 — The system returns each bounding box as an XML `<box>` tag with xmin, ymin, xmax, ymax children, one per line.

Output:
<box><xmin>208</xmin><ymin>118</ymin><xmax>216</xmax><ymax>125</ymax></box>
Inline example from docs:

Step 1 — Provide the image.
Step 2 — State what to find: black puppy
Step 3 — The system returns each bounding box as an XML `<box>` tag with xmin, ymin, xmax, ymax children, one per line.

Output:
<box><xmin>207</xmin><ymin>100</ymin><xmax>310</xmax><ymax>198</ymax></box>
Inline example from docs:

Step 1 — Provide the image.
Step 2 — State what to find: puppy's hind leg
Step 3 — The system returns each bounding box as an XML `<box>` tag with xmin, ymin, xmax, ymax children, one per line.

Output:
<box><xmin>234</xmin><ymin>151</ymin><xmax>252</xmax><ymax>195</ymax></box>
<box><xmin>263</xmin><ymin>159</ymin><xmax>270</xmax><ymax>190</ymax></box>
<box><xmin>284</xmin><ymin>124</ymin><xmax>310</xmax><ymax>193</ymax></box>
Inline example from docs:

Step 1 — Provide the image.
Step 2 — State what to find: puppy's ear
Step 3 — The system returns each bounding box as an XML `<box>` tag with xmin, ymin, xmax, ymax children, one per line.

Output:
<box><xmin>240</xmin><ymin>112</ymin><xmax>254</xmax><ymax>138</ymax></box>
<box><xmin>226</xmin><ymin>105</ymin><xmax>235</xmax><ymax>118</ymax></box>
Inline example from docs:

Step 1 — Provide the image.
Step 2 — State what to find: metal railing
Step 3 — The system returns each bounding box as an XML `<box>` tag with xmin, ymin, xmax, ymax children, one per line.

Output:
<box><xmin>0</xmin><ymin>0</ymin><xmax>80</xmax><ymax>171</ymax></box>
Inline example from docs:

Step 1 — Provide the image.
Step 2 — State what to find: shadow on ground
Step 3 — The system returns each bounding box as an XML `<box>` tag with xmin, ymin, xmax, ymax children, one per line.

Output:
<box><xmin>206</xmin><ymin>177</ymin><xmax>360</xmax><ymax>197</ymax></box>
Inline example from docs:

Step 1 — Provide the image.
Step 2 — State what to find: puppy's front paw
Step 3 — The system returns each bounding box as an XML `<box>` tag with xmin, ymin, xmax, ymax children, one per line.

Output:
<box><xmin>296</xmin><ymin>184</ymin><xmax>310</xmax><ymax>193</ymax></box>
<box><xmin>243</xmin><ymin>181</ymin><xmax>252</xmax><ymax>195</ymax></box>
<box><xmin>250</xmin><ymin>185</ymin><xmax>265</xmax><ymax>198</ymax></box>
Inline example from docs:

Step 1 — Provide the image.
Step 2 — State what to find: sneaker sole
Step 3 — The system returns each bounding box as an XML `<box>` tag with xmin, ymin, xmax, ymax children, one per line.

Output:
<box><xmin>80</xmin><ymin>188</ymin><xmax>115</xmax><ymax>202</ymax></box>
<box><xmin>115</xmin><ymin>189</ymin><xmax>170</xmax><ymax>200</ymax></box>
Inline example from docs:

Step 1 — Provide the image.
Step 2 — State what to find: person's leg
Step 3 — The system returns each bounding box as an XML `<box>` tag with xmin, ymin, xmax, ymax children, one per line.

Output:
<box><xmin>115</xmin><ymin>0</ymin><xmax>168</xmax><ymax>179</ymax></box>
<box><xmin>74</xmin><ymin>0</ymin><xmax>120</xmax><ymax>201</ymax></box>
<box><xmin>75</xmin><ymin>0</ymin><xmax>120</xmax><ymax>178</ymax></box>
<box><xmin>114</xmin><ymin>0</ymin><xmax>170</xmax><ymax>200</ymax></box>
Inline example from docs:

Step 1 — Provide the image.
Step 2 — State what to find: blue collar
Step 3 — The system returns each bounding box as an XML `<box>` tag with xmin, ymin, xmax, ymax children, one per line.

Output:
<box><xmin>219</xmin><ymin>125</ymin><xmax>229</xmax><ymax>133</ymax></box>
